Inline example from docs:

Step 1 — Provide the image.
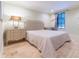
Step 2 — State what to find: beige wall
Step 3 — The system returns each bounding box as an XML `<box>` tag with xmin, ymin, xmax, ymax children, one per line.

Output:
<box><xmin>65</xmin><ymin>7</ymin><xmax>79</xmax><ymax>36</ymax></box>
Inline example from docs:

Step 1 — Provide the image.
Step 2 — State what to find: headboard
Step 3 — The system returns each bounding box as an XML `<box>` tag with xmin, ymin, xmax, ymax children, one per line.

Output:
<box><xmin>24</xmin><ymin>20</ymin><xmax>44</xmax><ymax>30</ymax></box>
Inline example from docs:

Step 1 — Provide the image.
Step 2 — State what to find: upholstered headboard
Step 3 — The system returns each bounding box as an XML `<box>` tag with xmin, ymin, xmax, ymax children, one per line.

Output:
<box><xmin>24</xmin><ymin>20</ymin><xmax>44</xmax><ymax>30</ymax></box>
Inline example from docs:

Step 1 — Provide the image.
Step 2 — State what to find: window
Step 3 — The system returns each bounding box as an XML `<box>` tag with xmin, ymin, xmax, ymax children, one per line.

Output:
<box><xmin>56</xmin><ymin>12</ymin><xmax>65</xmax><ymax>29</ymax></box>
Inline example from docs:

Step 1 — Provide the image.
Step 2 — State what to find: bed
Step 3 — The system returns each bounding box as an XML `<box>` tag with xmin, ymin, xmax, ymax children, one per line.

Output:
<box><xmin>25</xmin><ymin>20</ymin><xmax>71</xmax><ymax>58</ymax></box>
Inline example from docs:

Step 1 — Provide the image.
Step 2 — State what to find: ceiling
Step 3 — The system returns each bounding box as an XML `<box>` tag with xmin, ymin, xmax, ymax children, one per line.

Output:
<box><xmin>3</xmin><ymin>1</ymin><xmax>79</xmax><ymax>13</ymax></box>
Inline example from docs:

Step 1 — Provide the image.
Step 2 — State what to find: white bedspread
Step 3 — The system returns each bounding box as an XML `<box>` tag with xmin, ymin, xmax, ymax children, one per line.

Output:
<box><xmin>26</xmin><ymin>30</ymin><xmax>70</xmax><ymax>58</ymax></box>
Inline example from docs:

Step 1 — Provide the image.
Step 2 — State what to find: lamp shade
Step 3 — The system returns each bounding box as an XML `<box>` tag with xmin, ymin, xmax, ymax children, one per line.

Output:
<box><xmin>10</xmin><ymin>16</ymin><xmax>21</xmax><ymax>21</ymax></box>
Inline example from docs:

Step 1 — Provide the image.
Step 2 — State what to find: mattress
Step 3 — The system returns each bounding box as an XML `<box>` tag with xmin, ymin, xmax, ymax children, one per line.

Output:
<box><xmin>26</xmin><ymin>30</ymin><xmax>70</xmax><ymax>58</ymax></box>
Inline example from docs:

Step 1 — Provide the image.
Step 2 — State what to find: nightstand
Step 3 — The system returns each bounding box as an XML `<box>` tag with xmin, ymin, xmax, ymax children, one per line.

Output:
<box><xmin>5</xmin><ymin>29</ymin><xmax>26</xmax><ymax>45</ymax></box>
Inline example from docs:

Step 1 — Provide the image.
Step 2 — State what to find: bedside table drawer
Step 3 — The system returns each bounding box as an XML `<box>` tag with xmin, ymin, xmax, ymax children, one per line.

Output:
<box><xmin>5</xmin><ymin>29</ymin><xmax>26</xmax><ymax>44</ymax></box>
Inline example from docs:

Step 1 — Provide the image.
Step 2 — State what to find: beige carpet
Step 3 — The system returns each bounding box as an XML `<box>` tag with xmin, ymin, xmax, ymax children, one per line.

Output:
<box><xmin>2</xmin><ymin>34</ymin><xmax>79</xmax><ymax>58</ymax></box>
